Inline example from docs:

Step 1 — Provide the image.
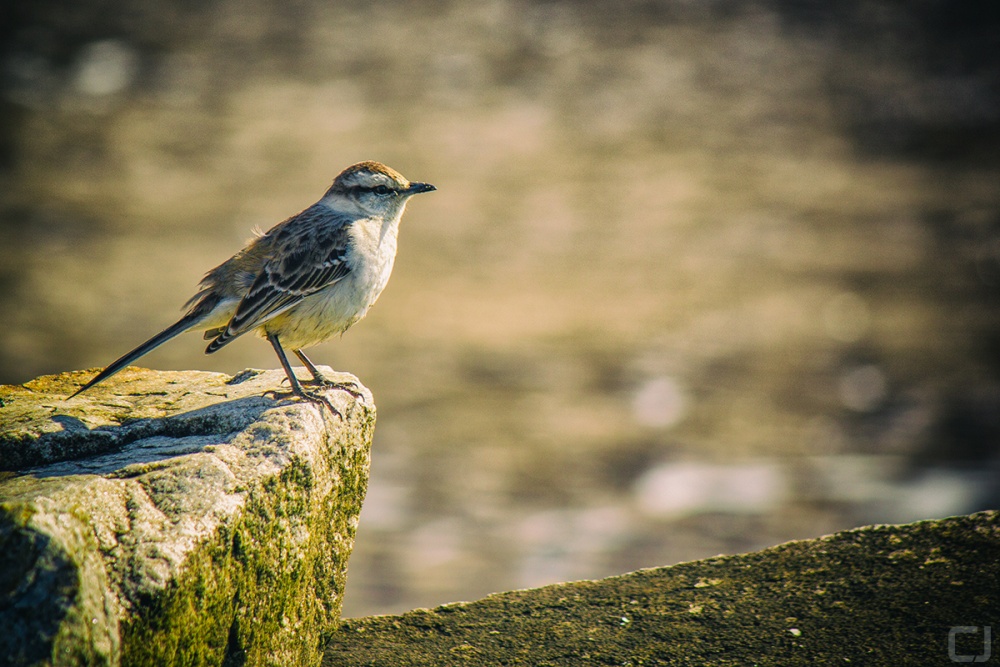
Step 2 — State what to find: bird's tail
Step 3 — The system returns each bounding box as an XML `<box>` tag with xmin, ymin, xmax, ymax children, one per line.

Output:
<box><xmin>68</xmin><ymin>313</ymin><xmax>203</xmax><ymax>398</ymax></box>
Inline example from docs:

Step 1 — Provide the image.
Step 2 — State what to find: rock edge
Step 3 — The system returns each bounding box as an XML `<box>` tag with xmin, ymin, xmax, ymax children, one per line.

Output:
<box><xmin>1</xmin><ymin>366</ymin><xmax>375</xmax><ymax>667</ymax></box>
<box><xmin>326</xmin><ymin>510</ymin><xmax>1000</xmax><ymax>666</ymax></box>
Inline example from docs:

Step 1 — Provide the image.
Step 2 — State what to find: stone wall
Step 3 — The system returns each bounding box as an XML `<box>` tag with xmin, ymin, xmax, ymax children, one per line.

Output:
<box><xmin>4</xmin><ymin>368</ymin><xmax>997</xmax><ymax>666</ymax></box>
<box><xmin>326</xmin><ymin>511</ymin><xmax>1000</xmax><ymax>666</ymax></box>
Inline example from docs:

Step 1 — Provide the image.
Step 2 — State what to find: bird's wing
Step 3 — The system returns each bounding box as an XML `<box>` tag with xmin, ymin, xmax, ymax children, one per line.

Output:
<box><xmin>205</xmin><ymin>205</ymin><xmax>354</xmax><ymax>352</ymax></box>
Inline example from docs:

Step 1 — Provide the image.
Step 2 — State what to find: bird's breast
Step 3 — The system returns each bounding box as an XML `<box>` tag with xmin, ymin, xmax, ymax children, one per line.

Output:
<box><xmin>346</xmin><ymin>216</ymin><xmax>400</xmax><ymax>300</ymax></box>
<box><xmin>261</xmin><ymin>217</ymin><xmax>400</xmax><ymax>349</ymax></box>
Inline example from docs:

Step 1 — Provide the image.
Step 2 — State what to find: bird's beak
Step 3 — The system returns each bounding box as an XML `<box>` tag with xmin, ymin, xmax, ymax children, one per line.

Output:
<box><xmin>406</xmin><ymin>182</ymin><xmax>436</xmax><ymax>195</ymax></box>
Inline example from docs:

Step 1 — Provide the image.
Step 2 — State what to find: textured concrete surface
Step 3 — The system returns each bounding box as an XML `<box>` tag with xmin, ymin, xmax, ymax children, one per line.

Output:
<box><xmin>325</xmin><ymin>511</ymin><xmax>1000</xmax><ymax>666</ymax></box>
<box><xmin>0</xmin><ymin>366</ymin><xmax>375</xmax><ymax>667</ymax></box>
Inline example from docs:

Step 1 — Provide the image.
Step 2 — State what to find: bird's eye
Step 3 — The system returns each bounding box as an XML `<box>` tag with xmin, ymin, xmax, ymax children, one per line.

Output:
<box><xmin>373</xmin><ymin>185</ymin><xmax>390</xmax><ymax>195</ymax></box>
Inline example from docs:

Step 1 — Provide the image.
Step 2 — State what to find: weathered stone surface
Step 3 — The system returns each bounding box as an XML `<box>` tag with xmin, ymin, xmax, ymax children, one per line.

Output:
<box><xmin>325</xmin><ymin>511</ymin><xmax>1000</xmax><ymax>666</ymax></box>
<box><xmin>0</xmin><ymin>366</ymin><xmax>375</xmax><ymax>667</ymax></box>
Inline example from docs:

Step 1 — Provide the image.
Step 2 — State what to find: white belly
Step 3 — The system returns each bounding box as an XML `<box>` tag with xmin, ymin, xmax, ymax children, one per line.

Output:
<box><xmin>261</xmin><ymin>216</ymin><xmax>399</xmax><ymax>350</ymax></box>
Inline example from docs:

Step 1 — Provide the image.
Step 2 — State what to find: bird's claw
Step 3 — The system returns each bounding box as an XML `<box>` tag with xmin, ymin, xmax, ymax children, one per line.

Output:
<box><xmin>264</xmin><ymin>387</ymin><xmax>343</xmax><ymax>419</ymax></box>
<box><xmin>306</xmin><ymin>376</ymin><xmax>365</xmax><ymax>401</ymax></box>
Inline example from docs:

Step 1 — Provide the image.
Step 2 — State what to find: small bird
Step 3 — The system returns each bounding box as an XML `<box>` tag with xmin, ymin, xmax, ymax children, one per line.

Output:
<box><xmin>70</xmin><ymin>160</ymin><xmax>435</xmax><ymax>411</ymax></box>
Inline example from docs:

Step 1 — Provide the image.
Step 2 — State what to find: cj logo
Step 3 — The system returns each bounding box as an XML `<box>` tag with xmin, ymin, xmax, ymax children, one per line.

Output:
<box><xmin>950</xmin><ymin>626</ymin><xmax>992</xmax><ymax>663</ymax></box>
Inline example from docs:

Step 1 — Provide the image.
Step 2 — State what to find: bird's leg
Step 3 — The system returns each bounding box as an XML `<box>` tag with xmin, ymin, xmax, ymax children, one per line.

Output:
<box><xmin>293</xmin><ymin>349</ymin><xmax>333</xmax><ymax>384</ymax></box>
<box><xmin>293</xmin><ymin>349</ymin><xmax>365</xmax><ymax>400</ymax></box>
<box><xmin>266</xmin><ymin>333</ymin><xmax>341</xmax><ymax>417</ymax></box>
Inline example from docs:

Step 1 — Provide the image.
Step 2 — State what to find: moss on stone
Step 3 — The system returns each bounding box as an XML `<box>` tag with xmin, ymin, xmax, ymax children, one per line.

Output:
<box><xmin>1</xmin><ymin>367</ymin><xmax>374</xmax><ymax>667</ymax></box>
<box><xmin>325</xmin><ymin>511</ymin><xmax>1000</xmax><ymax>666</ymax></box>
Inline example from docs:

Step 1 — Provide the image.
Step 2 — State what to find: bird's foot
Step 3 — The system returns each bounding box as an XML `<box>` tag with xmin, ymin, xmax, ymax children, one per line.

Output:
<box><xmin>305</xmin><ymin>375</ymin><xmax>365</xmax><ymax>401</ymax></box>
<box><xmin>265</xmin><ymin>387</ymin><xmax>343</xmax><ymax>419</ymax></box>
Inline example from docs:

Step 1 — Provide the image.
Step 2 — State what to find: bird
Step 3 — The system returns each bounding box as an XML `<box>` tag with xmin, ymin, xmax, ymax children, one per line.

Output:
<box><xmin>69</xmin><ymin>160</ymin><xmax>435</xmax><ymax>412</ymax></box>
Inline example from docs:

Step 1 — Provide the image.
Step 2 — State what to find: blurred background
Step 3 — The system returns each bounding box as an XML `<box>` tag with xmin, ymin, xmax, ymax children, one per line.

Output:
<box><xmin>2</xmin><ymin>0</ymin><xmax>999</xmax><ymax>617</ymax></box>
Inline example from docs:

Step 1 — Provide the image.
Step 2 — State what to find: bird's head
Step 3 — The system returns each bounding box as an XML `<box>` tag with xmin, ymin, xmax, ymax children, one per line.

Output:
<box><xmin>324</xmin><ymin>161</ymin><xmax>435</xmax><ymax>218</ymax></box>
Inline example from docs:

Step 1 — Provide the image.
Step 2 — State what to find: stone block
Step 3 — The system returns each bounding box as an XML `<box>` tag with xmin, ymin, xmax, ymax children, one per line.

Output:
<box><xmin>1</xmin><ymin>367</ymin><xmax>374</xmax><ymax>667</ymax></box>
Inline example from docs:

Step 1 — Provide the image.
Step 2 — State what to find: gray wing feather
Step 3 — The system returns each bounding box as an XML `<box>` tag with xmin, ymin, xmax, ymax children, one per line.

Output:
<box><xmin>205</xmin><ymin>205</ymin><xmax>353</xmax><ymax>352</ymax></box>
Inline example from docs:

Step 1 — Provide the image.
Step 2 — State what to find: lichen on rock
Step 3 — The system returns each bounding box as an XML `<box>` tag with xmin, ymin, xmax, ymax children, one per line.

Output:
<box><xmin>325</xmin><ymin>511</ymin><xmax>1000</xmax><ymax>666</ymax></box>
<box><xmin>0</xmin><ymin>366</ymin><xmax>375</xmax><ymax>667</ymax></box>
